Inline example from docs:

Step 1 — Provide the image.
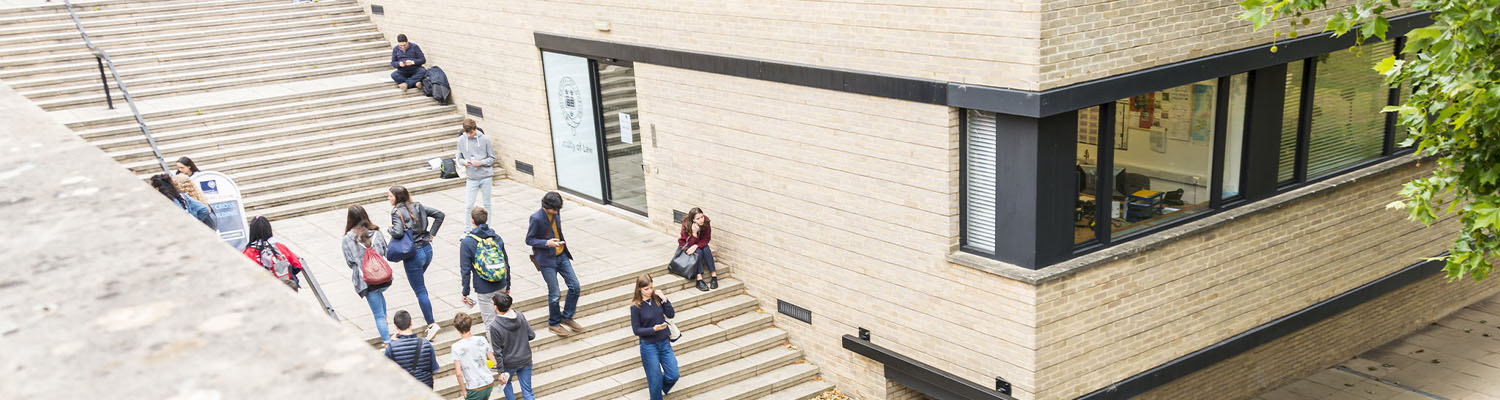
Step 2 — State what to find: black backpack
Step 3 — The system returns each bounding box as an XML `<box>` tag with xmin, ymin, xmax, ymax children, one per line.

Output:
<box><xmin>439</xmin><ymin>158</ymin><xmax>459</xmax><ymax>179</ymax></box>
<box><xmin>421</xmin><ymin>66</ymin><xmax>452</xmax><ymax>105</ymax></box>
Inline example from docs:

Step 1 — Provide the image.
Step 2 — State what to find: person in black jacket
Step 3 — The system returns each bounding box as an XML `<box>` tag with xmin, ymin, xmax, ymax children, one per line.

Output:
<box><xmin>384</xmin><ymin>310</ymin><xmax>439</xmax><ymax>387</ymax></box>
<box><xmin>390</xmin><ymin>34</ymin><xmax>427</xmax><ymax>91</ymax></box>
<box><xmin>388</xmin><ymin>185</ymin><xmax>445</xmax><ymax>340</ymax></box>
<box><xmin>459</xmin><ymin>206</ymin><xmax>510</xmax><ymax>330</ymax></box>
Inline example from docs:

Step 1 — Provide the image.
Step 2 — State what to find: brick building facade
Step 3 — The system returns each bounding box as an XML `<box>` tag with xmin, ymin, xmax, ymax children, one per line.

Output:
<box><xmin>356</xmin><ymin>1</ymin><xmax>1497</xmax><ymax>399</ymax></box>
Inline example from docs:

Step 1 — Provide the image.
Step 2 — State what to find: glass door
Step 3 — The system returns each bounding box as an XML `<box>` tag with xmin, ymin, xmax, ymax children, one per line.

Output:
<box><xmin>541</xmin><ymin>51</ymin><xmax>648</xmax><ymax>215</ymax></box>
<box><xmin>597</xmin><ymin>62</ymin><xmax>646</xmax><ymax>214</ymax></box>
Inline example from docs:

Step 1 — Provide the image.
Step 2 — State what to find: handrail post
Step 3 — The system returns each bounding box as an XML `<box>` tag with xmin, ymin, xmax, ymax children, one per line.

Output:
<box><xmin>94</xmin><ymin>55</ymin><xmax>112</xmax><ymax>110</ymax></box>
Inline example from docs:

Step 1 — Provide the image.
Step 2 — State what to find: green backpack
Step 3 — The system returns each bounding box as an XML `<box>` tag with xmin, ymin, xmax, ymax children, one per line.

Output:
<box><xmin>468</xmin><ymin>234</ymin><xmax>509</xmax><ymax>282</ymax></box>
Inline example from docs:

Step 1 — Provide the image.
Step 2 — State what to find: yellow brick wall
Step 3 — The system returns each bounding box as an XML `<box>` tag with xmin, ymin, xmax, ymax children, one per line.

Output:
<box><xmin>1139</xmin><ymin>272</ymin><xmax>1500</xmax><ymax>399</ymax></box>
<box><xmin>1038</xmin><ymin>0</ymin><xmax>1412</xmax><ymax>90</ymax></box>
<box><xmin>635</xmin><ymin>64</ymin><xmax>1041</xmax><ymax>399</ymax></box>
<box><xmin>1030</xmin><ymin>160</ymin><xmax>1479</xmax><ymax>400</ymax></box>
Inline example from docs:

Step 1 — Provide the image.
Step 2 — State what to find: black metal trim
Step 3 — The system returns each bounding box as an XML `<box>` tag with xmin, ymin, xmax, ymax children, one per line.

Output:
<box><xmin>1294</xmin><ymin>58</ymin><xmax>1316</xmax><ymax>183</ymax></box>
<box><xmin>842</xmin><ymin>335</ymin><xmax>1017</xmax><ymax>400</ymax></box>
<box><xmin>1074</xmin><ymin>255</ymin><xmax>1446</xmax><ymax>400</ymax></box>
<box><xmin>534</xmin><ymin>13</ymin><xmax>1432</xmax><ymax>118</ymax></box>
<box><xmin>1383</xmin><ymin>37</ymin><xmax>1405</xmax><ymax>155</ymax></box>
<box><xmin>1095</xmin><ymin>103</ymin><xmax>1116</xmax><ymax>246</ymax></box>
<box><xmin>959</xmin><ymin>110</ymin><xmax>971</xmax><ymax>251</ymax></box>
<box><xmin>1209</xmin><ymin>76</ymin><xmax>1231</xmax><ymax>208</ymax></box>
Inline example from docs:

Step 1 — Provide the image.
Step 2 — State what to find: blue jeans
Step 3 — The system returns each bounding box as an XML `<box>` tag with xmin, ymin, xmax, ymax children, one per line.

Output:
<box><xmin>639</xmin><ymin>340</ymin><xmax>679</xmax><ymax>400</ymax></box>
<box><xmin>391</xmin><ymin>68</ymin><xmax>427</xmax><ymax>86</ymax></box>
<box><xmin>500</xmin><ymin>364</ymin><xmax>534</xmax><ymax>400</ymax></box>
<box><xmin>540</xmin><ymin>257</ymin><xmax>581</xmax><ymax>326</ymax></box>
<box><xmin>403</xmin><ymin>244</ymin><xmax>435</xmax><ymax>325</ymax></box>
<box><xmin>693</xmin><ymin>245</ymin><xmax>717</xmax><ymax>277</ymax></box>
<box><xmin>464</xmin><ymin>178</ymin><xmax>493</xmax><ymax>229</ymax></box>
<box><xmin>364</xmin><ymin>286</ymin><xmax>389</xmax><ymax>343</ymax></box>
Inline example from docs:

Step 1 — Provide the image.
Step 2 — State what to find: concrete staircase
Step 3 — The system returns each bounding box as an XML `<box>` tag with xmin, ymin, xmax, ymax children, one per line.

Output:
<box><xmin>0</xmin><ymin>0</ymin><xmax>480</xmax><ymax>219</ymax></box>
<box><xmin>370</xmin><ymin>265</ymin><xmax>835</xmax><ymax>400</ymax></box>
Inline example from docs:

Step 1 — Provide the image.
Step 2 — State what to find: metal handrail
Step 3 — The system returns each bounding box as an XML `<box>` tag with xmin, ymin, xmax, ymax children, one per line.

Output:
<box><xmin>61</xmin><ymin>0</ymin><xmax>170</xmax><ymax>175</ymax></box>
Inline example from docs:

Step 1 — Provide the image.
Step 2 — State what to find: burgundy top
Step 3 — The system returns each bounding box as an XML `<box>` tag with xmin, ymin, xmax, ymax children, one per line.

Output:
<box><xmin>678</xmin><ymin>224</ymin><xmax>711</xmax><ymax>248</ymax></box>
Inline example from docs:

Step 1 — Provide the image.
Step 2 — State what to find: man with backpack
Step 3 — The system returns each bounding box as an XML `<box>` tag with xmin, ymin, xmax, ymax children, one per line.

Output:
<box><xmin>384</xmin><ymin>310</ymin><xmax>440</xmax><ymax>387</ymax></box>
<box><xmin>459</xmin><ymin>206</ymin><xmax>510</xmax><ymax>330</ymax></box>
<box><xmin>456</xmin><ymin>119</ymin><xmax>494</xmax><ymax>230</ymax></box>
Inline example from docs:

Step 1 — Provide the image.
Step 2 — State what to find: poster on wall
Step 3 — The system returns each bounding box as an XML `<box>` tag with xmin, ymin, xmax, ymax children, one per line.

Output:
<box><xmin>1190</xmin><ymin>84</ymin><xmax>1214</xmax><ymax>143</ymax></box>
<box><xmin>542</xmin><ymin>52</ymin><xmax>604</xmax><ymax>200</ymax></box>
<box><xmin>192</xmin><ymin>171</ymin><xmax>248</xmax><ymax>250</ymax></box>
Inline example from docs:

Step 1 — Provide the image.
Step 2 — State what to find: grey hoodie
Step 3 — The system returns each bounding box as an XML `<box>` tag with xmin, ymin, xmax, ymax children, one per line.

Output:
<box><xmin>488</xmin><ymin>310</ymin><xmax>534</xmax><ymax>371</ymax></box>
<box><xmin>455</xmin><ymin>129</ymin><xmax>494</xmax><ymax>181</ymax></box>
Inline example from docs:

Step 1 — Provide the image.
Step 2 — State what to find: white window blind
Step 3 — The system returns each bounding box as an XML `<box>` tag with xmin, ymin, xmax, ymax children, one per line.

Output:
<box><xmin>965</xmin><ymin>110</ymin><xmax>998</xmax><ymax>253</ymax></box>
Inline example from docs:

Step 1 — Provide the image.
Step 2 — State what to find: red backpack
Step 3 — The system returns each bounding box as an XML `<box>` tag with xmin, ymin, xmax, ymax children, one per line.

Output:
<box><xmin>361</xmin><ymin>245</ymin><xmax>393</xmax><ymax>286</ymax></box>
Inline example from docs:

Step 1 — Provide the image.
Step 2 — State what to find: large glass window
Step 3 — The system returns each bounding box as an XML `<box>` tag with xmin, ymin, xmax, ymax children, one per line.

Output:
<box><xmin>1110</xmin><ymin>80</ymin><xmax>1217</xmax><ymax>238</ymax></box>
<box><xmin>1306</xmin><ymin>41</ymin><xmax>1395</xmax><ymax>177</ymax></box>
<box><xmin>1278</xmin><ymin>60</ymin><xmax>1304</xmax><ymax>183</ymax></box>
<box><xmin>1074</xmin><ymin>106</ymin><xmax>1101</xmax><ymax>244</ymax></box>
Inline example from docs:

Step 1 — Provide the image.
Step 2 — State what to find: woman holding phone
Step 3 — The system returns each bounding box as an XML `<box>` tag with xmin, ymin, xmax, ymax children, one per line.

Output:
<box><xmin>629</xmin><ymin>274</ymin><xmax>678</xmax><ymax>400</ymax></box>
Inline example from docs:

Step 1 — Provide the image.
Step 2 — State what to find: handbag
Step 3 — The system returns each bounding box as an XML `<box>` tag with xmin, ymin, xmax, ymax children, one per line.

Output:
<box><xmin>667</xmin><ymin>246</ymin><xmax>697</xmax><ymax>279</ymax></box>
<box><xmin>658</xmin><ymin>294</ymin><xmax>681</xmax><ymax>342</ymax></box>
<box><xmin>385</xmin><ymin>205</ymin><xmax>417</xmax><ymax>262</ymax></box>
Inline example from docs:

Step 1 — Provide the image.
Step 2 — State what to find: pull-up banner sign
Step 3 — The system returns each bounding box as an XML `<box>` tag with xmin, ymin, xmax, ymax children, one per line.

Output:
<box><xmin>193</xmin><ymin>171</ymin><xmax>248</xmax><ymax>250</ymax></box>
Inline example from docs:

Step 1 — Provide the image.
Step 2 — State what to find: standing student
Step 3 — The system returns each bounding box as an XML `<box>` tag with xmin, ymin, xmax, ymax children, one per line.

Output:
<box><xmin>630</xmin><ymin>274</ymin><xmax>679</xmax><ymax>400</ymax></box>
<box><xmin>385</xmin><ymin>310</ymin><xmax>440</xmax><ymax>388</ymax></box>
<box><xmin>387</xmin><ymin>185</ymin><xmax>445</xmax><ymax>340</ymax></box>
<box><xmin>489</xmin><ymin>293</ymin><xmax>535</xmax><ymax>400</ymax></box>
<box><xmin>678</xmin><ymin>207</ymin><xmax>718</xmax><ymax>291</ymax></box>
<box><xmin>450</xmin><ymin>313</ymin><xmax>500</xmax><ymax>400</ymax></box>
<box><xmin>243</xmin><ymin>216</ymin><xmax>304</xmax><ymax>290</ymax></box>
<box><xmin>456</xmin><ymin>118</ymin><xmax>495</xmax><ymax>230</ymax></box>
<box><xmin>149</xmin><ymin>174</ymin><xmax>214</xmax><ymax>228</ymax></box>
<box><xmin>460</xmin><ymin>206</ymin><xmax>510</xmax><ymax>330</ymax></box>
<box><xmin>524</xmin><ymin>192</ymin><xmax>583</xmax><ymax>337</ymax></box>
<box><xmin>174</xmin><ymin>156</ymin><xmax>200</xmax><ymax>177</ymax></box>
<box><xmin>342</xmin><ymin>205</ymin><xmax>393</xmax><ymax>343</ymax></box>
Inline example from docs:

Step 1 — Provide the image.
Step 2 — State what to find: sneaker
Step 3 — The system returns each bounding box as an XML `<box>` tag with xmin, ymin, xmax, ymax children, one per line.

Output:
<box><xmin>548</xmin><ymin>325</ymin><xmax>572</xmax><ymax>337</ymax></box>
<box><xmin>696</xmin><ymin>280</ymin><xmax>709</xmax><ymax>292</ymax></box>
<box><xmin>424</xmin><ymin>324</ymin><xmax>440</xmax><ymax>341</ymax></box>
<box><xmin>562</xmin><ymin>319</ymin><xmax>584</xmax><ymax>332</ymax></box>
<box><xmin>710</xmin><ymin>276</ymin><xmax>719</xmax><ymax>290</ymax></box>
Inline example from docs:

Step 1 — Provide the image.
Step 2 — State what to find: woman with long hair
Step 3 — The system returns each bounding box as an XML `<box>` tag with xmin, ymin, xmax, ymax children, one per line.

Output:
<box><xmin>242</xmin><ymin>216</ymin><xmax>304</xmax><ymax>290</ymax></box>
<box><xmin>387</xmin><ymin>185</ymin><xmax>446</xmax><ymax>340</ymax></box>
<box><xmin>679</xmin><ymin>207</ymin><xmax>718</xmax><ymax>291</ymax></box>
<box><xmin>172</xmin><ymin>174</ymin><xmax>210</xmax><ymax>207</ymax></box>
<box><xmin>343</xmin><ymin>205</ymin><xmax>393</xmax><ymax>343</ymax></box>
<box><xmin>629</xmin><ymin>273</ymin><xmax>678</xmax><ymax>400</ymax></box>
<box><xmin>174</xmin><ymin>156</ymin><xmax>201</xmax><ymax>177</ymax></box>
<box><xmin>149</xmin><ymin>173</ymin><xmax>214</xmax><ymax>228</ymax></box>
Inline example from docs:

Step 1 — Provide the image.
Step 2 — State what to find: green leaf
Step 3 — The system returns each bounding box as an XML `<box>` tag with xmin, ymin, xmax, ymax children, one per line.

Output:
<box><xmin>1374</xmin><ymin>56</ymin><xmax>1396</xmax><ymax>73</ymax></box>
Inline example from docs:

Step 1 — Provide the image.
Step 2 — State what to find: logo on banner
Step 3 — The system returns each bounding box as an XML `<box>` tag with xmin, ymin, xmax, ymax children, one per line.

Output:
<box><xmin>559</xmin><ymin>76</ymin><xmax>583</xmax><ymax>131</ymax></box>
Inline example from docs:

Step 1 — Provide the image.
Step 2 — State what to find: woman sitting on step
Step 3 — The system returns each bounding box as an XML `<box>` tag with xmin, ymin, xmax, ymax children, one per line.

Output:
<box><xmin>679</xmin><ymin>207</ymin><xmax>718</xmax><ymax>291</ymax></box>
<box><xmin>387</xmin><ymin>185</ymin><xmax>446</xmax><ymax>340</ymax></box>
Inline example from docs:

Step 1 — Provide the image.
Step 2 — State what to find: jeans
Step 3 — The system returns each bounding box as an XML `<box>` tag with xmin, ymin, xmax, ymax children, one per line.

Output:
<box><xmin>404</xmin><ymin>244</ymin><xmax>436</xmax><ymax>325</ymax></box>
<box><xmin>391</xmin><ymin>68</ymin><xmax>427</xmax><ymax>86</ymax></box>
<box><xmin>500</xmin><ymin>364</ymin><xmax>534</xmax><ymax>400</ymax></box>
<box><xmin>693</xmin><ymin>245</ymin><xmax>717</xmax><ymax>277</ymax></box>
<box><xmin>365</xmin><ymin>286</ymin><xmax>390</xmax><ymax>343</ymax></box>
<box><xmin>639</xmin><ymin>340</ymin><xmax>679</xmax><ymax>400</ymax></box>
<box><xmin>464</xmin><ymin>178</ymin><xmax>493</xmax><ymax>230</ymax></box>
<box><xmin>539</xmin><ymin>257</ymin><xmax>580</xmax><ymax>326</ymax></box>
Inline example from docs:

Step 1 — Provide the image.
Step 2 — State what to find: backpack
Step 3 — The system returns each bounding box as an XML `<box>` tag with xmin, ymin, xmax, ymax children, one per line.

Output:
<box><xmin>422</xmin><ymin>66</ymin><xmax>451</xmax><ymax>105</ymax></box>
<box><xmin>439</xmin><ymin>158</ymin><xmax>459</xmax><ymax>179</ymax></box>
<box><xmin>361</xmin><ymin>236</ymin><xmax>394</xmax><ymax>286</ymax></box>
<box><xmin>253</xmin><ymin>242</ymin><xmax>299</xmax><ymax>291</ymax></box>
<box><xmin>468</xmin><ymin>233</ymin><xmax>508</xmax><ymax>283</ymax></box>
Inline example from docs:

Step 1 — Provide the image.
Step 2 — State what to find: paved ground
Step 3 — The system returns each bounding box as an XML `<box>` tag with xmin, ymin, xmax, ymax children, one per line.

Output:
<box><xmin>1259</xmin><ymin>294</ymin><xmax>1500</xmax><ymax>400</ymax></box>
<box><xmin>269</xmin><ymin>179</ymin><xmax>677</xmax><ymax>338</ymax></box>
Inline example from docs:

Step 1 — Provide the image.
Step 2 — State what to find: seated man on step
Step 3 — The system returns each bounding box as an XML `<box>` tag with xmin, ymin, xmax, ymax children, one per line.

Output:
<box><xmin>390</xmin><ymin>33</ymin><xmax>427</xmax><ymax>91</ymax></box>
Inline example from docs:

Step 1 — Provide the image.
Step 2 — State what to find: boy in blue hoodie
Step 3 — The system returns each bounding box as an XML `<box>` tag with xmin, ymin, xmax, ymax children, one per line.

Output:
<box><xmin>459</xmin><ymin>206</ymin><xmax>512</xmax><ymax>331</ymax></box>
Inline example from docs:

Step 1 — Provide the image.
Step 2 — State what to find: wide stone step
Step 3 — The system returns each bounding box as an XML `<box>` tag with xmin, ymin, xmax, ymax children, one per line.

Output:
<box><xmin>684</xmin><ymin>363</ymin><xmax>825</xmax><ymax>400</ymax></box>
<box><xmin>79</xmin><ymin>85</ymin><xmax>408</xmax><ymax>141</ymax></box>
<box><xmin>63</xmin><ymin>75</ymin><xmax>391</xmax><ymax>131</ymax></box>
<box><xmin>0</xmin><ymin>0</ymin><xmax>282</xmax><ymax>27</ymax></box>
<box><xmin>243</xmin><ymin>167</ymin><xmax>445</xmax><ymax>210</ymax></box>
<box><xmin>119</xmin><ymin>124</ymin><xmax>454</xmax><ymax>176</ymax></box>
<box><xmin>0</xmin><ymin>0</ymin><xmax>290</xmax><ymax>33</ymax></box>
<box><xmin>202</xmin><ymin>139</ymin><xmax>455</xmax><ymax>186</ymax></box>
<box><xmin>0</xmin><ymin>2</ymin><xmax>362</xmax><ymax>44</ymax></box>
<box><xmin>0</xmin><ymin>14</ymin><xmax>370</xmax><ymax>59</ymax></box>
<box><xmin>34</xmin><ymin>59</ymin><xmax>387</xmax><ymax>110</ymax></box>
<box><xmin>17</xmin><ymin>49</ymin><xmax>388</xmax><ymax>100</ymax></box>
<box><xmin>91</xmin><ymin>95</ymin><xmax>432</xmax><ymax>151</ymax></box>
<box><xmin>543</xmin><ymin>337</ymin><xmax>802</xmax><ymax>400</ymax></box>
<box><xmin>0</xmin><ymin>25</ymin><xmax>379</xmax><ymax>70</ymax></box>
<box><xmin>761</xmin><ymin>379</ymin><xmax>837</xmax><ymax>400</ymax></box>
<box><xmin>3</xmin><ymin>39</ymin><xmax>385</xmax><ymax>88</ymax></box>
<box><xmin>432</xmin><ymin>299</ymin><xmax>772</xmax><ymax>398</ymax></box>
<box><xmin>237</xmin><ymin>154</ymin><xmax>444</xmax><ymax>198</ymax></box>
<box><xmin>253</xmin><ymin>176</ymin><xmax>466</xmax><ymax>220</ymax></box>
<box><xmin>106</xmin><ymin>106</ymin><xmax>455</xmax><ymax>163</ymax></box>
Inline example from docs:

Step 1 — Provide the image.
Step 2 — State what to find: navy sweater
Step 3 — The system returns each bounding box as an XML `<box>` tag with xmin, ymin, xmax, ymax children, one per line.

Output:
<box><xmin>384</xmin><ymin>334</ymin><xmax>439</xmax><ymax>387</ymax></box>
<box><xmin>460</xmin><ymin>224</ymin><xmax>511</xmax><ymax>296</ymax></box>
<box><xmin>630</xmin><ymin>297</ymin><xmax>675</xmax><ymax>344</ymax></box>
<box><xmin>390</xmin><ymin>43</ymin><xmax>425</xmax><ymax>73</ymax></box>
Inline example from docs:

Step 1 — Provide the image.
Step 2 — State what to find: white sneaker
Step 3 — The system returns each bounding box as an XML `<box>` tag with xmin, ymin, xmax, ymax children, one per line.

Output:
<box><xmin>425</xmin><ymin>324</ymin><xmax>440</xmax><ymax>341</ymax></box>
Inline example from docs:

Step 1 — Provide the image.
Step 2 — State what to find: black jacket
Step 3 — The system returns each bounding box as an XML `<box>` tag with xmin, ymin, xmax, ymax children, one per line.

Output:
<box><xmin>389</xmin><ymin>202</ymin><xmax>445</xmax><ymax>250</ymax></box>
